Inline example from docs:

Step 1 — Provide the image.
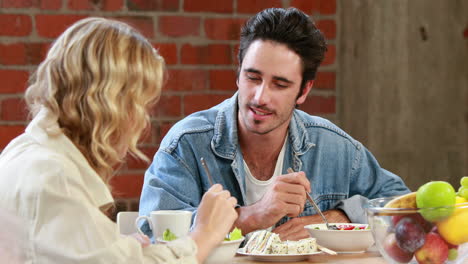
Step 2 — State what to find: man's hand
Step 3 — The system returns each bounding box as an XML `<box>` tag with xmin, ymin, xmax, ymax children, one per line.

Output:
<box><xmin>233</xmin><ymin>171</ymin><xmax>310</xmax><ymax>234</ymax></box>
<box><xmin>272</xmin><ymin>209</ymin><xmax>351</xmax><ymax>241</ymax></box>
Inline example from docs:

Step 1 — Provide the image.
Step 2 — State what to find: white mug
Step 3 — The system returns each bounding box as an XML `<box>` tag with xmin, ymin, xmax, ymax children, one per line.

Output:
<box><xmin>135</xmin><ymin>210</ymin><xmax>192</xmax><ymax>239</ymax></box>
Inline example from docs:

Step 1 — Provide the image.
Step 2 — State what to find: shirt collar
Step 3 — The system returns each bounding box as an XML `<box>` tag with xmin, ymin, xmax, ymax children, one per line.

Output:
<box><xmin>26</xmin><ymin>107</ymin><xmax>114</xmax><ymax>208</ymax></box>
<box><xmin>211</xmin><ymin>93</ymin><xmax>315</xmax><ymax>158</ymax></box>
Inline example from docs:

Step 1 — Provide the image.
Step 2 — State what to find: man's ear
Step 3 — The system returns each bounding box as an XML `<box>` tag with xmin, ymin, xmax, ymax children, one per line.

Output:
<box><xmin>296</xmin><ymin>80</ymin><xmax>314</xmax><ymax>105</ymax></box>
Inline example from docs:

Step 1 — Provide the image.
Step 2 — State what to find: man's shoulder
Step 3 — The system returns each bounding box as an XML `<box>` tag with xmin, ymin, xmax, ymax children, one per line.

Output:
<box><xmin>160</xmin><ymin>97</ymin><xmax>233</xmax><ymax>151</ymax></box>
<box><xmin>294</xmin><ymin>110</ymin><xmax>360</xmax><ymax>148</ymax></box>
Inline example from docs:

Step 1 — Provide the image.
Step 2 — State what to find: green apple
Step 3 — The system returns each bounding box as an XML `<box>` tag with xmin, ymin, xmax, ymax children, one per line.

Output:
<box><xmin>416</xmin><ymin>181</ymin><xmax>456</xmax><ymax>222</ymax></box>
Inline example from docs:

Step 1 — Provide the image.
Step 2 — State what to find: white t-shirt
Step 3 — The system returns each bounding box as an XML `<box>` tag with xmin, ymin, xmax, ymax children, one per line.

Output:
<box><xmin>244</xmin><ymin>137</ymin><xmax>288</xmax><ymax>206</ymax></box>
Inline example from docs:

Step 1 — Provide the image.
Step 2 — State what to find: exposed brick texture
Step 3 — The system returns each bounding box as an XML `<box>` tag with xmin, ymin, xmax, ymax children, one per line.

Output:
<box><xmin>165</xmin><ymin>69</ymin><xmax>208</xmax><ymax>91</ymax></box>
<box><xmin>209</xmin><ymin>69</ymin><xmax>238</xmax><ymax>91</ymax></box>
<box><xmin>290</xmin><ymin>0</ymin><xmax>336</xmax><ymax>15</ymax></box>
<box><xmin>1</xmin><ymin>0</ymin><xmax>61</xmax><ymax>9</ymax></box>
<box><xmin>1</xmin><ymin>70</ymin><xmax>30</xmax><ymax>93</ymax></box>
<box><xmin>0</xmin><ymin>0</ymin><xmax>339</xmax><ymax>211</ymax></box>
<box><xmin>204</xmin><ymin>18</ymin><xmax>246</xmax><ymax>40</ymax></box>
<box><xmin>0</xmin><ymin>43</ymin><xmax>27</xmax><ymax>65</ymax></box>
<box><xmin>159</xmin><ymin>16</ymin><xmax>200</xmax><ymax>37</ymax></box>
<box><xmin>0</xmin><ymin>125</ymin><xmax>26</xmax><ymax>149</ymax></box>
<box><xmin>0</xmin><ymin>42</ymin><xmax>49</xmax><ymax>65</ymax></box>
<box><xmin>124</xmin><ymin>146</ymin><xmax>158</xmax><ymax>170</ymax></box>
<box><xmin>2</xmin><ymin>0</ymin><xmax>37</xmax><ymax>8</ymax></box>
<box><xmin>314</xmin><ymin>72</ymin><xmax>336</xmax><ymax>90</ymax></box>
<box><xmin>322</xmin><ymin>44</ymin><xmax>336</xmax><ymax>65</ymax></box>
<box><xmin>41</xmin><ymin>0</ymin><xmax>62</xmax><ymax>10</ymax></box>
<box><xmin>68</xmin><ymin>0</ymin><xmax>94</xmax><ymax>10</ymax></box>
<box><xmin>36</xmin><ymin>15</ymin><xmax>87</xmax><ymax>38</ymax></box>
<box><xmin>152</xmin><ymin>95</ymin><xmax>182</xmax><ymax>117</ymax></box>
<box><xmin>184</xmin><ymin>0</ymin><xmax>233</xmax><ymax>13</ymax></box>
<box><xmin>301</xmin><ymin>95</ymin><xmax>336</xmax><ymax>115</ymax></box>
<box><xmin>102</xmin><ymin>0</ymin><xmax>124</xmax><ymax>11</ymax></box>
<box><xmin>1</xmin><ymin>98</ymin><xmax>28</xmax><ymax>121</ymax></box>
<box><xmin>181</xmin><ymin>44</ymin><xmax>232</xmax><ymax>65</ymax></box>
<box><xmin>316</xmin><ymin>19</ymin><xmax>336</xmax><ymax>40</ymax></box>
<box><xmin>110</xmin><ymin>174</ymin><xmax>144</xmax><ymax>198</ymax></box>
<box><xmin>115</xmin><ymin>16</ymin><xmax>155</xmax><ymax>39</ymax></box>
<box><xmin>0</xmin><ymin>14</ymin><xmax>32</xmax><ymax>36</ymax></box>
<box><xmin>128</xmin><ymin>0</ymin><xmax>179</xmax><ymax>11</ymax></box>
<box><xmin>237</xmin><ymin>0</ymin><xmax>282</xmax><ymax>14</ymax></box>
<box><xmin>183</xmin><ymin>94</ymin><xmax>231</xmax><ymax>115</ymax></box>
<box><xmin>153</xmin><ymin>43</ymin><xmax>177</xmax><ymax>65</ymax></box>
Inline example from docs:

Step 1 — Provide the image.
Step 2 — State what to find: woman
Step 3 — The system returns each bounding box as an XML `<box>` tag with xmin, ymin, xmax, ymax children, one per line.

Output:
<box><xmin>0</xmin><ymin>17</ymin><xmax>238</xmax><ymax>263</ymax></box>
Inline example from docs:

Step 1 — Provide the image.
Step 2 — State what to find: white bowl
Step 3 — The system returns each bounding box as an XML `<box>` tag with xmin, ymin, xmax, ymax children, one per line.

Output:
<box><xmin>305</xmin><ymin>223</ymin><xmax>374</xmax><ymax>253</ymax></box>
<box><xmin>204</xmin><ymin>237</ymin><xmax>245</xmax><ymax>264</ymax></box>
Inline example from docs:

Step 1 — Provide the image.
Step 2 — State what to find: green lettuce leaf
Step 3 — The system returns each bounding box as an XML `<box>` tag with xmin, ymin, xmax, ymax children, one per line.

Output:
<box><xmin>225</xmin><ymin>227</ymin><xmax>243</xmax><ymax>241</ymax></box>
<box><xmin>163</xmin><ymin>229</ymin><xmax>178</xmax><ymax>241</ymax></box>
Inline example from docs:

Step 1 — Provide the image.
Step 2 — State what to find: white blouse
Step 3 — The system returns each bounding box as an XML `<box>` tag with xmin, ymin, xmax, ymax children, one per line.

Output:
<box><xmin>0</xmin><ymin>108</ymin><xmax>198</xmax><ymax>264</ymax></box>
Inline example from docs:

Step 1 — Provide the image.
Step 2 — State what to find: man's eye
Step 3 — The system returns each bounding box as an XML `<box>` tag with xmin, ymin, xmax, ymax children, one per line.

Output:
<box><xmin>247</xmin><ymin>76</ymin><xmax>260</xmax><ymax>81</ymax></box>
<box><xmin>275</xmin><ymin>83</ymin><xmax>288</xmax><ymax>88</ymax></box>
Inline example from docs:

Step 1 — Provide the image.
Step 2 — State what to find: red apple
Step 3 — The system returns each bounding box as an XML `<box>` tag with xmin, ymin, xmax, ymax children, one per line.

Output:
<box><xmin>383</xmin><ymin>233</ymin><xmax>414</xmax><ymax>263</ymax></box>
<box><xmin>415</xmin><ymin>232</ymin><xmax>449</xmax><ymax>264</ymax></box>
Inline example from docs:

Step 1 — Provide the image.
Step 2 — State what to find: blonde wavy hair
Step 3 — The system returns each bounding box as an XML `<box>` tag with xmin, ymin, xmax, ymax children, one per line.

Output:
<box><xmin>25</xmin><ymin>17</ymin><xmax>164</xmax><ymax>182</ymax></box>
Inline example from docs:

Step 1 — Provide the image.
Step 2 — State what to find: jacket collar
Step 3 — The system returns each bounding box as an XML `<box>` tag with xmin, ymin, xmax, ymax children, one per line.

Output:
<box><xmin>211</xmin><ymin>93</ymin><xmax>315</xmax><ymax>159</ymax></box>
<box><xmin>211</xmin><ymin>94</ymin><xmax>239</xmax><ymax>160</ymax></box>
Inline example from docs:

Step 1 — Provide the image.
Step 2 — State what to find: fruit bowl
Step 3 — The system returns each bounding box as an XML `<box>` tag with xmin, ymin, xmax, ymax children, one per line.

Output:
<box><xmin>366</xmin><ymin>196</ymin><xmax>468</xmax><ymax>264</ymax></box>
<box><xmin>305</xmin><ymin>223</ymin><xmax>374</xmax><ymax>253</ymax></box>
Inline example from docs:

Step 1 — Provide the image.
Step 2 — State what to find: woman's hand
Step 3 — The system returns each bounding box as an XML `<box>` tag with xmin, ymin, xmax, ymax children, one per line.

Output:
<box><xmin>190</xmin><ymin>184</ymin><xmax>238</xmax><ymax>263</ymax></box>
<box><xmin>128</xmin><ymin>233</ymin><xmax>151</xmax><ymax>248</ymax></box>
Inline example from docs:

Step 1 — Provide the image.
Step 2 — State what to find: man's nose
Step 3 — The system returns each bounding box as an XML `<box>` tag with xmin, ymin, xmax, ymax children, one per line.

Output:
<box><xmin>253</xmin><ymin>82</ymin><xmax>270</xmax><ymax>105</ymax></box>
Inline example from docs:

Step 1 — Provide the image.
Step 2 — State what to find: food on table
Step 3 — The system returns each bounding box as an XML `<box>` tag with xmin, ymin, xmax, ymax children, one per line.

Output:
<box><xmin>416</xmin><ymin>181</ymin><xmax>456</xmax><ymax>222</ymax></box>
<box><xmin>224</xmin><ymin>227</ymin><xmax>243</xmax><ymax>241</ymax></box>
<box><xmin>435</xmin><ymin>196</ymin><xmax>468</xmax><ymax>245</ymax></box>
<box><xmin>313</xmin><ymin>224</ymin><xmax>368</xmax><ymax>230</ymax></box>
<box><xmin>457</xmin><ymin>176</ymin><xmax>468</xmax><ymax>199</ymax></box>
<box><xmin>383</xmin><ymin>233</ymin><xmax>414</xmax><ymax>263</ymax></box>
<box><xmin>384</xmin><ymin>192</ymin><xmax>417</xmax><ymax>209</ymax></box>
<box><xmin>162</xmin><ymin>227</ymin><xmax>244</xmax><ymax>242</ymax></box>
<box><xmin>379</xmin><ymin>178</ymin><xmax>468</xmax><ymax>264</ymax></box>
<box><xmin>447</xmin><ymin>248</ymin><xmax>458</xmax><ymax>261</ymax></box>
<box><xmin>162</xmin><ymin>229</ymin><xmax>177</xmax><ymax>241</ymax></box>
<box><xmin>391</xmin><ymin>213</ymin><xmax>433</xmax><ymax>233</ymax></box>
<box><xmin>461</xmin><ymin>176</ymin><xmax>468</xmax><ymax>187</ymax></box>
<box><xmin>331</xmin><ymin>224</ymin><xmax>368</xmax><ymax>230</ymax></box>
<box><xmin>414</xmin><ymin>232</ymin><xmax>449</xmax><ymax>264</ymax></box>
<box><xmin>243</xmin><ymin>230</ymin><xmax>317</xmax><ymax>255</ymax></box>
<box><xmin>394</xmin><ymin>217</ymin><xmax>426</xmax><ymax>253</ymax></box>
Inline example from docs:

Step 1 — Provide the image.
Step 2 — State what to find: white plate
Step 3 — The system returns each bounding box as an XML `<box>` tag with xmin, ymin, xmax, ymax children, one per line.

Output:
<box><xmin>236</xmin><ymin>249</ymin><xmax>322</xmax><ymax>262</ymax></box>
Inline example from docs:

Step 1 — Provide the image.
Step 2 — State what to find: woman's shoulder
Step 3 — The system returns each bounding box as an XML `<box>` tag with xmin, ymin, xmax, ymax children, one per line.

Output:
<box><xmin>0</xmin><ymin>133</ymin><xmax>76</xmax><ymax>192</ymax></box>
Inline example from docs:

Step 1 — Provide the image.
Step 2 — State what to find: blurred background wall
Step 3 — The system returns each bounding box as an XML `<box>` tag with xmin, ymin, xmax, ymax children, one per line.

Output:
<box><xmin>0</xmin><ymin>0</ymin><xmax>466</xmax><ymax>219</ymax></box>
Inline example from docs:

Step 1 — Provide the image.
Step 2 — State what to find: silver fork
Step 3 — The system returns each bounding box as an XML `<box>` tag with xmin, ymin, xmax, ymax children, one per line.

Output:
<box><xmin>200</xmin><ymin>157</ymin><xmax>214</xmax><ymax>186</ymax></box>
<box><xmin>287</xmin><ymin>168</ymin><xmax>331</xmax><ymax>230</ymax></box>
<box><xmin>200</xmin><ymin>157</ymin><xmax>234</xmax><ymax>240</ymax></box>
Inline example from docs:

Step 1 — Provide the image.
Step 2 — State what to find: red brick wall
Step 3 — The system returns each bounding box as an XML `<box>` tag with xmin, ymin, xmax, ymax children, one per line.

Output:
<box><xmin>0</xmin><ymin>0</ymin><xmax>338</xmax><ymax>215</ymax></box>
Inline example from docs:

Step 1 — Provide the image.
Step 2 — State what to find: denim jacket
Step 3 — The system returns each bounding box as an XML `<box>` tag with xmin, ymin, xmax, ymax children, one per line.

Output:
<box><xmin>139</xmin><ymin>93</ymin><xmax>409</xmax><ymax>235</ymax></box>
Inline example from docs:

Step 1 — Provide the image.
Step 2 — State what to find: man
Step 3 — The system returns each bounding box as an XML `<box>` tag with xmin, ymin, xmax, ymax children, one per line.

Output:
<box><xmin>139</xmin><ymin>7</ymin><xmax>409</xmax><ymax>240</ymax></box>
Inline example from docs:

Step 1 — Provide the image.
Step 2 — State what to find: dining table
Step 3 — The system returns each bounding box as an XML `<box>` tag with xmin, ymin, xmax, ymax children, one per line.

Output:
<box><xmin>231</xmin><ymin>251</ymin><xmax>387</xmax><ymax>263</ymax></box>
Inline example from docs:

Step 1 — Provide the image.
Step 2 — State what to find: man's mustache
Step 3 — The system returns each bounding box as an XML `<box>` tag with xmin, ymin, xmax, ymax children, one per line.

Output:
<box><xmin>247</xmin><ymin>103</ymin><xmax>275</xmax><ymax>114</ymax></box>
